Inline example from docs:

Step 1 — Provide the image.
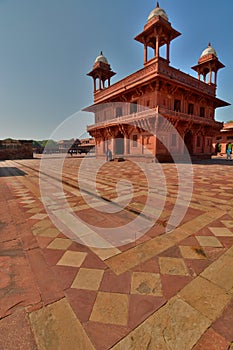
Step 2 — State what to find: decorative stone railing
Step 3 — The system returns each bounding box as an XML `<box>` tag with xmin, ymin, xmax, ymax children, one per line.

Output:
<box><xmin>159</xmin><ymin>107</ymin><xmax>222</xmax><ymax>127</ymax></box>
<box><xmin>87</xmin><ymin>108</ymin><xmax>158</xmax><ymax>131</ymax></box>
<box><xmin>94</xmin><ymin>63</ymin><xmax>158</xmax><ymax>103</ymax></box>
<box><xmin>87</xmin><ymin>106</ymin><xmax>221</xmax><ymax>131</ymax></box>
<box><xmin>94</xmin><ymin>58</ymin><xmax>215</xmax><ymax>103</ymax></box>
<box><xmin>157</xmin><ymin>60</ymin><xmax>215</xmax><ymax>95</ymax></box>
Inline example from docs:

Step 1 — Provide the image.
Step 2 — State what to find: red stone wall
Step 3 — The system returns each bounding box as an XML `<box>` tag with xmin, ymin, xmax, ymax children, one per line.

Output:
<box><xmin>0</xmin><ymin>141</ymin><xmax>33</xmax><ymax>160</ymax></box>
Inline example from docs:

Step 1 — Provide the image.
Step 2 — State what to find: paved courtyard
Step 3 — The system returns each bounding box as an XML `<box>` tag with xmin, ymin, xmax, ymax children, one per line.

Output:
<box><xmin>0</xmin><ymin>155</ymin><xmax>233</xmax><ymax>350</ymax></box>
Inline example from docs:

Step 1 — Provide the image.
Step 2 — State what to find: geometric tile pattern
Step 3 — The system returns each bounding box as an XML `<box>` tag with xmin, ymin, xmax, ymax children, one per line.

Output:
<box><xmin>1</xmin><ymin>157</ymin><xmax>233</xmax><ymax>350</ymax></box>
<box><xmin>131</xmin><ymin>271</ymin><xmax>163</xmax><ymax>296</ymax></box>
<box><xmin>71</xmin><ymin>268</ymin><xmax>104</xmax><ymax>290</ymax></box>
<box><xmin>57</xmin><ymin>251</ymin><xmax>87</xmax><ymax>267</ymax></box>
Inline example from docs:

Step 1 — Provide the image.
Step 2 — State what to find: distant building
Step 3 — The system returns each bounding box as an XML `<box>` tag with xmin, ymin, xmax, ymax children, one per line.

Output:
<box><xmin>0</xmin><ymin>139</ymin><xmax>33</xmax><ymax>160</ymax></box>
<box><xmin>213</xmin><ymin>122</ymin><xmax>233</xmax><ymax>154</ymax></box>
<box><xmin>78</xmin><ymin>138</ymin><xmax>95</xmax><ymax>154</ymax></box>
<box><xmin>58</xmin><ymin>138</ymin><xmax>95</xmax><ymax>155</ymax></box>
<box><xmin>57</xmin><ymin>139</ymin><xmax>75</xmax><ymax>153</ymax></box>
<box><xmin>86</xmin><ymin>2</ymin><xmax>230</xmax><ymax>161</ymax></box>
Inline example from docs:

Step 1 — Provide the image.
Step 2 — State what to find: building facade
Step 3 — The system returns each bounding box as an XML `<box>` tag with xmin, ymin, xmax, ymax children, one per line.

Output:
<box><xmin>213</xmin><ymin>122</ymin><xmax>233</xmax><ymax>154</ymax></box>
<box><xmin>86</xmin><ymin>3</ymin><xmax>229</xmax><ymax>162</ymax></box>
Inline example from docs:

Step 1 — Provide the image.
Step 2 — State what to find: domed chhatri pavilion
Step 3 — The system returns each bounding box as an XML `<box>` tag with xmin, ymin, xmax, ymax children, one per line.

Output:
<box><xmin>86</xmin><ymin>2</ymin><xmax>230</xmax><ymax>161</ymax></box>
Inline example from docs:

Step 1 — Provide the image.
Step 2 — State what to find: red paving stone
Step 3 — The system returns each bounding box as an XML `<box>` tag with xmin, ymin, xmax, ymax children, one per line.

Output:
<box><xmin>66</xmin><ymin>288</ymin><xmax>97</xmax><ymax>323</ymax></box>
<box><xmin>0</xmin><ymin>157</ymin><xmax>233</xmax><ymax>349</ymax></box>
<box><xmin>0</xmin><ymin>240</ymin><xmax>41</xmax><ymax>318</ymax></box>
<box><xmin>0</xmin><ymin>309</ymin><xmax>37</xmax><ymax>350</ymax></box>
<box><xmin>185</xmin><ymin>258</ymin><xmax>212</xmax><ymax>276</ymax></box>
<box><xmin>130</xmin><ymin>255</ymin><xmax>160</xmax><ymax>273</ymax></box>
<box><xmin>128</xmin><ymin>294</ymin><xmax>166</xmax><ymax>329</ymax></box>
<box><xmin>41</xmin><ymin>247</ymin><xmax>65</xmax><ymax>266</ymax></box>
<box><xmin>218</xmin><ymin>236</ymin><xmax>233</xmax><ymax>248</ymax></box>
<box><xmin>212</xmin><ymin>303</ymin><xmax>233</xmax><ymax>342</ymax></box>
<box><xmin>158</xmin><ymin>244</ymin><xmax>183</xmax><ymax>258</ymax></box>
<box><xmin>193</xmin><ymin>328</ymin><xmax>230</xmax><ymax>350</ymax></box>
<box><xmin>51</xmin><ymin>265</ymin><xmax>79</xmax><ymax>290</ymax></box>
<box><xmin>82</xmin><ymin>252</ymin><xmax>108</xmax><ymax>270</ymax></box>
<box><xmin>179</xmin><ymin>235</ymin><xmax>200</xmax><ymax>245</ymax></box>
<box><xmin>84</xmin><ymin>321</ymin><xmax>130</xmax><ymax>350</ymax></box>
<box><xmin>27</xmin><ymin>248</ymin><xmax>64</xmax><ymax>305</ymax></box>
<box><xmin>100</xmin><ymin>270</ymin><xmax>131</xmax><ymax>294</ymax></box>
<box><xmin>161</xmin><ymin>274</ymin><xmax>193</xmax><ymax>299</ymax></box>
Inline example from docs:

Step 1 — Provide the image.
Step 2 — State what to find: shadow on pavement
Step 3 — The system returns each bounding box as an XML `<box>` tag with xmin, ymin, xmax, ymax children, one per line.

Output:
<box><xmin>0</xmin><ymin>167</ymin><xmax>27</xmax><ymax>177</ymax></box>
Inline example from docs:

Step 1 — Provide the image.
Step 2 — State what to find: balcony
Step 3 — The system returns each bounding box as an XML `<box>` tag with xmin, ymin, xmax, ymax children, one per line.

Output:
<box><xmin>87</xmin><ymin>106</ymin><xmax>221</xmax><ymax>132</ymax></box>
<box><xmin>87</xmin><ymin>108</ymin><xmax>158</xmax><ymax>131</ymax></box>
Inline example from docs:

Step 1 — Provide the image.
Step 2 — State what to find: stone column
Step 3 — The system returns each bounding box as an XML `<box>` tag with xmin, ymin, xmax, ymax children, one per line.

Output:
<box><xmin>144</xmin><ymin>44</ymin><xmax>148</xmax><ymax>64</ymax></box>
<box><xmin>124</xmin><ymin>136</ymin><xmax>129</xmax><ymax>156</ymax></box>
<box><xmin>166</xmin><ymin>42</ymin><xmax>170</xmax><ymax>63</ymax></box>
<box><xmin>155</xmin><ymin>35</ymin><xmax>160</xmax><ymax>58</ymax></box>
<box><xmin>214</xmin><ymin>71</ymin><xmax>218</xmax><ymax>85</ymax></box>
<box><xmin>112</xmin><ymin>137</ymin><xmax>115</xmax><ymax>157</ymax></box>
<box><xmin>209</xmin><ymin>69</ymin><xmax>212</xmax><ymax>84</ymax></box>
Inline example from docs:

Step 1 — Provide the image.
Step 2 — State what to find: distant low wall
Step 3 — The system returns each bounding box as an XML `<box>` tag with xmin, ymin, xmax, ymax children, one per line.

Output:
<box><xmin>0</xmin><ymin>140</ymin><xmax>33</xmax><ymax>160</ymax></box>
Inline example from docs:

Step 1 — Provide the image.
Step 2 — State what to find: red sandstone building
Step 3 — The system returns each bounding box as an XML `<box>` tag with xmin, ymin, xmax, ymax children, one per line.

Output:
<box><xmin>86</xmin><ymin>3</ymin><xmax>230</xmax><ymax>161</ymax></box>
<box><xmin>213</xmin><ymin>122</ymin><xmax>233</xmax><ymax>154</ymax></box>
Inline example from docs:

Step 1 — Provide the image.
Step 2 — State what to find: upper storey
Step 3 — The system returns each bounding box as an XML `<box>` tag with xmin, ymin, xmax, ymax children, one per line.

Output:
<box><xmin>87</xmin><ymin>2</ymin><xmax>228</xmax><ymax>108</ymax></box>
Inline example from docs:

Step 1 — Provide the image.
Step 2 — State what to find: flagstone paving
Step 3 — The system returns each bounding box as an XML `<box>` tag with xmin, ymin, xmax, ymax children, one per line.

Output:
<box><xmin>0</xmin><ymin>156</ymin><xmax>233</xmax><ymax>349</ymax></box>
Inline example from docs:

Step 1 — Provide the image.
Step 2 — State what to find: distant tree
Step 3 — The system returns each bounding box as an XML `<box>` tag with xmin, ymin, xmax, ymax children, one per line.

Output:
<box><xmin>225</xmin><ymin>120</ymin><xmax>233</xmax><ymax>124</ymax></box>
<box><xmin>44</xmin><ymin>140</ymin><xmax>58</xmax><ymax>150</ymax></box>
<box><xmin>32</xmin><ymin>140</ymin><xmax>42</xmax><ymax>147</ymax></box>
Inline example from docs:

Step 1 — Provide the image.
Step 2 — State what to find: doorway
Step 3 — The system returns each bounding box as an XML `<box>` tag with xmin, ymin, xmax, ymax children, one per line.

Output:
<box><xmin>115</xmin><ymin>132</ymin><xmax>124</xmax><ymax>155</ymax></box>
<box><xmin>184</xmin><ymin>131</ymin><xmax>193</xmax><ymax>155</ymax></box>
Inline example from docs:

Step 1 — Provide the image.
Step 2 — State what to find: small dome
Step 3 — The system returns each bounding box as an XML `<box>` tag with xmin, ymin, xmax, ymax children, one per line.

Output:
<box><xmin>95</xmin><ymin>51</ymin><xmax>108</xmax><ymax>64</ymax></box>
<box><xmin>148</xmin><ymin>2</ymin><xmax>168</xmax><ymax>22</ymax></box>
<box><xmin>201</xmin><ymin>43</ymin><xmax>217</xmax><ymax>58</ymax></box>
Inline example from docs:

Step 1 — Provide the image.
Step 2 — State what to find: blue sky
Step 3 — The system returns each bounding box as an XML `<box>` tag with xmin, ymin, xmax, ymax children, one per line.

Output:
<box><xmin>0</xmin><ymin>0</ymin><xmax>232</xmax><ymax>140</ymax></box>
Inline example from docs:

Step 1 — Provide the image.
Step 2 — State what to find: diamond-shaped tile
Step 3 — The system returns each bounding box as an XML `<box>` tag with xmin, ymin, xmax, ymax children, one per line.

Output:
<box><xmin>209</xmin><ymin>227</ymin><xmax>233</xmax><ymax>237</ymax></box>
<box><xmin>71</xmin><ymin>268</ymin><xmax>104</xmax><ymax>290</ymax></box>
<box><xmin>131</xmin><ymin>272</ymin><xmax>162</xmax><ymax>296</ymax></box>
<box><xmin>196</xmin><ymin>236</ymin><xmax>223</xmax><ymax>247</ymax></box>
<box><xmin>179</xmin><ymin>246</ymin><xmax>207</xmax><ymax>259</ymax></box>
<box><xmin>29</xmin><ymin>213</ymin><xmax>47</xmax><ymax>220</ymax></box>
<box><xmin>47</xmin><ymin>238</ymin><xmax>72</xmax><ymax>250</ymax></box>
<box><xmin>159</xmin><ymin>257</ymin><xmax>189</xmax><ymax>276</ymax></box>
<box><xmin>90</xmin><ymin>292</ymin><xmax>129</xmax><ymax>326</ymax></box>
<box><xmin>32</xmin><ymin>219</ymin><xmax>52</xmax><ymax>230</ymax></box>
<box><xmin>37</xmin><ymin>228</ymin><xmax>60</xmax><ymax>238</ymax></box>
<box><xmin>57</xmin><ymin>251</ymin><xmax>87</xmax><ymax>267</ymax></box>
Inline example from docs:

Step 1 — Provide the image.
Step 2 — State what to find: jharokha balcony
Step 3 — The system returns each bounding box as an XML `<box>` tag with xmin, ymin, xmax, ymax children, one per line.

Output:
<box><xmin>87</xmin><ymin>106</ymin><xmax>222</xmax><ymax>132</ymax></box>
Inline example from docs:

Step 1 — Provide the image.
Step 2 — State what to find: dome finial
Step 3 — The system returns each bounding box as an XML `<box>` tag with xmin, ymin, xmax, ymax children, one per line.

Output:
<box><xmin>148</xmin><ymin>3</ymin><xmax>168</xmax><ymax>21</ymax></box>
<box><xmin>200</xmin><ymin>43</ymin><xmax>217</xmax><ymax>58</ymax></box>
<box><xmin>95</xmin><ymin>52</ymin><xmax>109</xmax><ymax>64</ymax></box>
